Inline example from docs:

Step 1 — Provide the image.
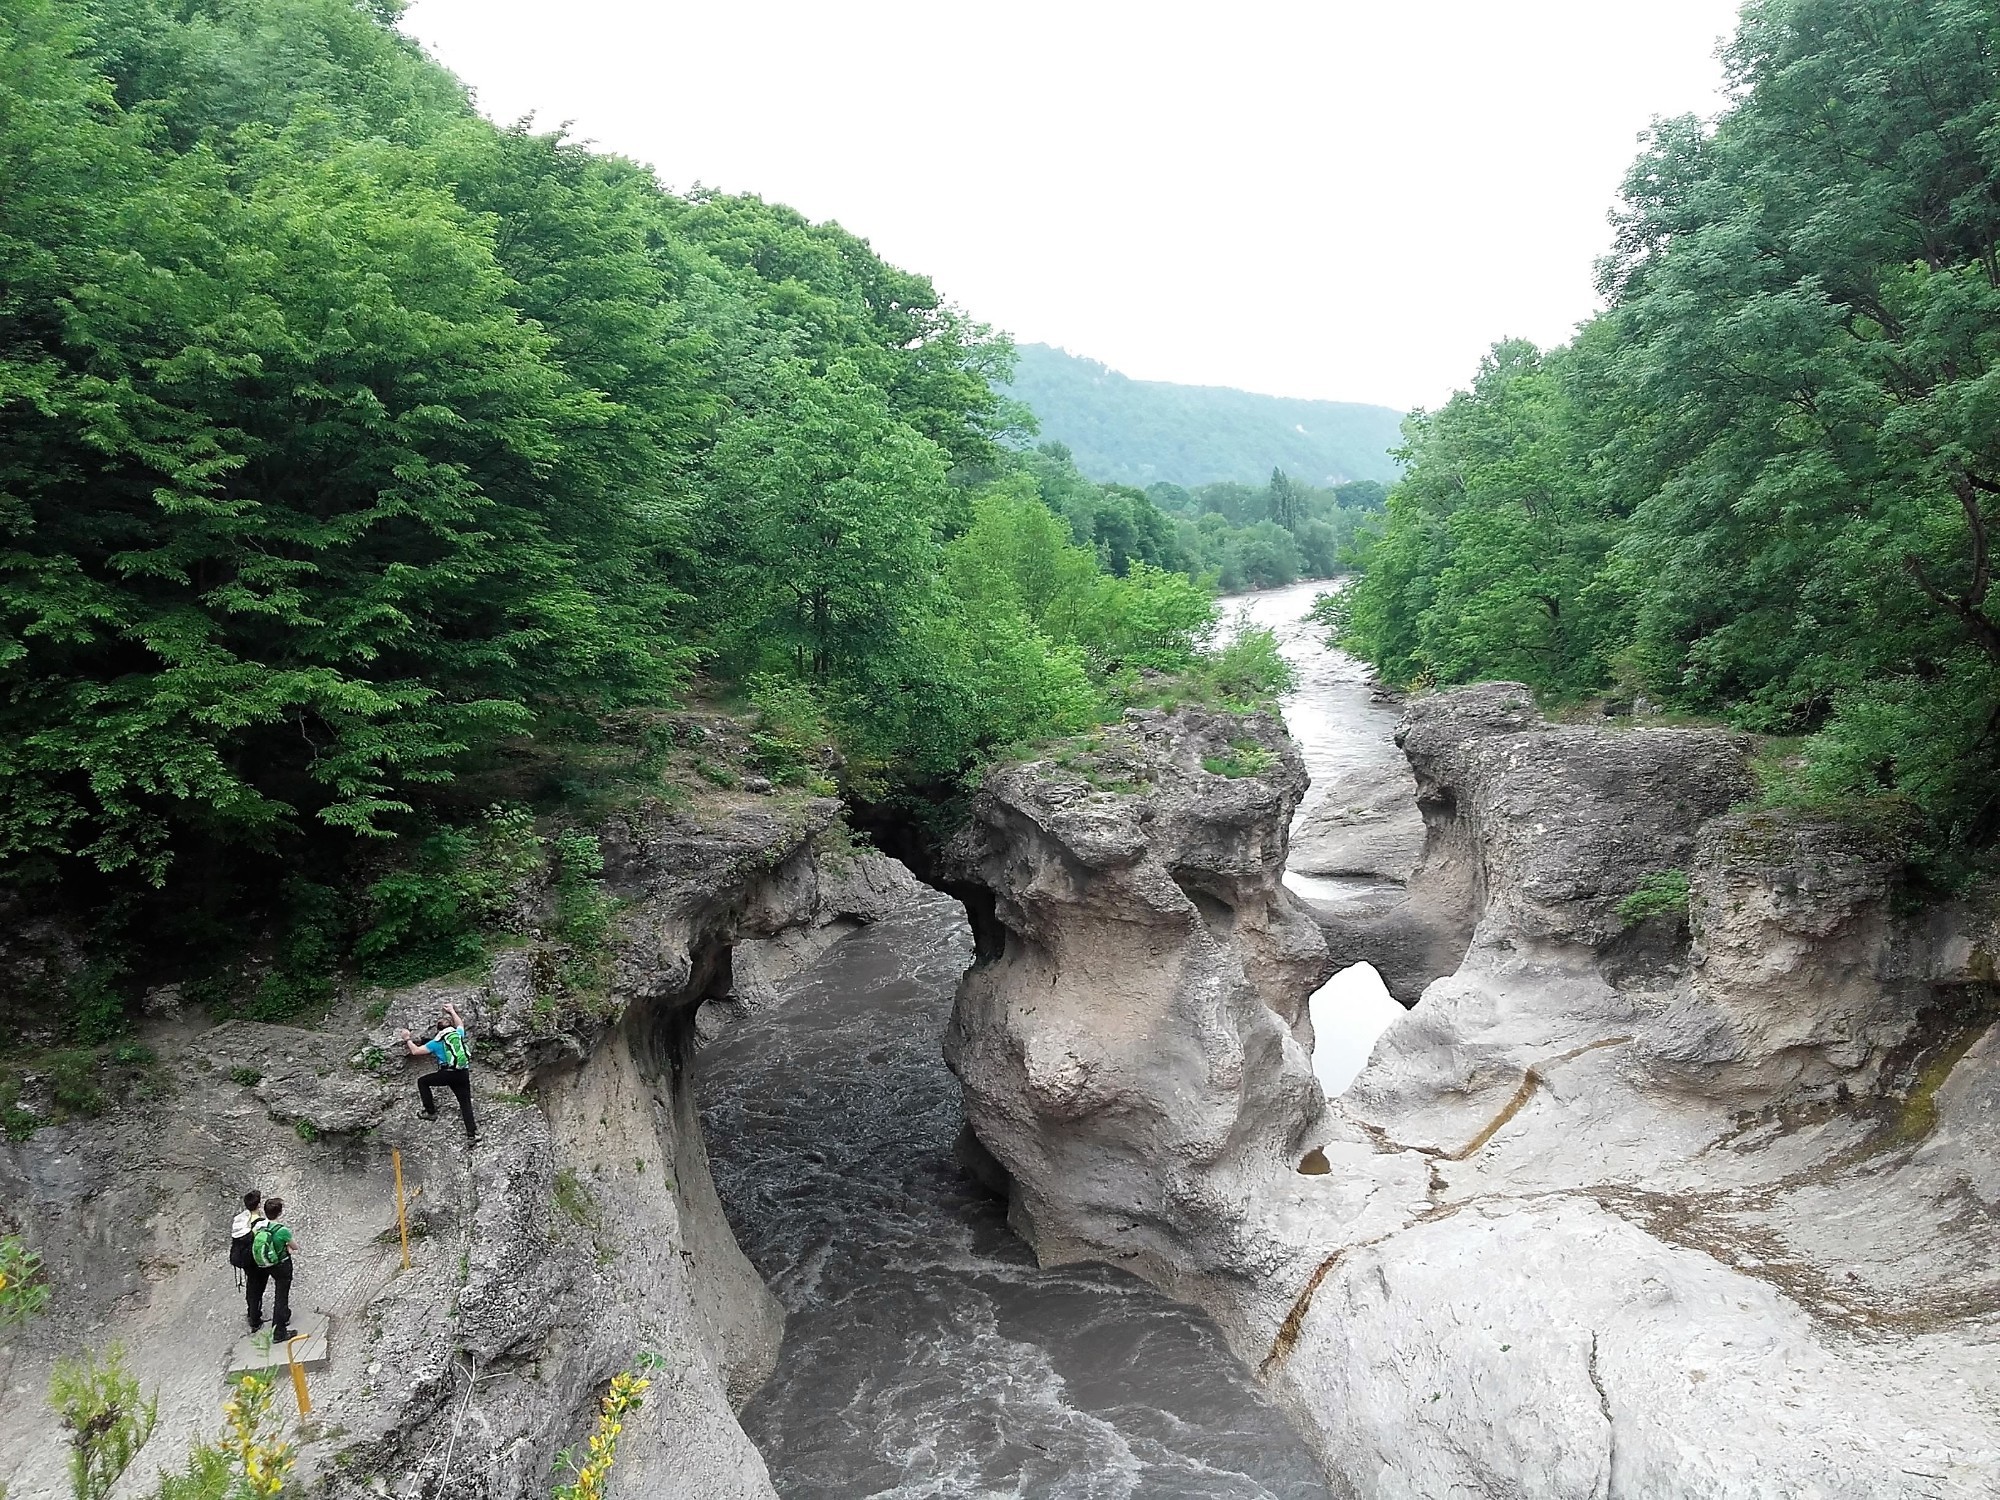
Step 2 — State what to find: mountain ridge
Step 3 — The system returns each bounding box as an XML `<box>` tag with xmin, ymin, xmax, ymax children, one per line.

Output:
<box><xmin>1003</xmin><ymin>342</ymin><xmax>1405</xmax><ymax>489</ymax></box>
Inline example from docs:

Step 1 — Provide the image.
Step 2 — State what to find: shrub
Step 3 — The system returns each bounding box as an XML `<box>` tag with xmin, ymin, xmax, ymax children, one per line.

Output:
<box><xmin>1</xmin><ymin>1236</ymin><xmax>50</xmax><ymax>1327</ymax></box>
<box><xmin>155</xmin><ymin>1373</ymin><xmax>294</xmax><ymax>1500</ymax></box>
<box><xmin>68</xmin><ymin>965</ymin><xmax>128</xmax><ymax>1046</ymax></box>
<box><xmin>1617</xmin><ymin>870</ymin><xmax>1690</xmax><ymax>924</ymax></box>
<box><xmin>47</xmin><ymin>1051</ymin><xmax>105</xmax><ymax>1117</ymax></box>
<box><xmin>552</xmin><ymin>1368</ymin><xmax>651</xmax><ymax>1500</ymax></box>
<box><xmin>51</xmin><ymin>1346</ymin><xmax>157</xmax><ymax>1500</ymax></box>
<box><xmin>1188</xmin><ymin>624</ymin><xmax>1295</xmax><ymax>708</ymax></box>
<box><xmin>747</xmin><ymin>677</ymin><xmax>830</xmax><ymax>786</ymax></box>
<box><xmin>0</xmin><ymin>1075</ymin><xmax>43</xmax><ymax>1141</ymax></box>
<box><xmin>358</xmin><ymin>807</ymin><xmax>546</xmax><ymax>984</ymax></box>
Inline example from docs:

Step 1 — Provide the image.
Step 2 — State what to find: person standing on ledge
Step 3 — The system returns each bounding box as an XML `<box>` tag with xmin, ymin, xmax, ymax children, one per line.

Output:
<box><xmin>230</xmin><ymin>1188</ymin><xmax>265</xmax><ymax>1327</ymax></box>
<box><xmin>399</xmin><ymin>1001</ymin><xmax>478</xmax><ymax>1141</ymax></box>
<box><xmin>249</xmin><ymin>1197</ymin><xmax>295</xmax><ymax>1343</ymax></box>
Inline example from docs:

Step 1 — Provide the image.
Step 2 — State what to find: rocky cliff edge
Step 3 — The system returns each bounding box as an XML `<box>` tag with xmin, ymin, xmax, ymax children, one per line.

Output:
<box><xmin>0</xmin><ymin>776</ymin><xmax>901</xmax><ymax>1500</ymax></box>
<box><xmin>945</xmin><ymin>685</ymin><xmax>2000</xmax><ymax>1498</ymax></box>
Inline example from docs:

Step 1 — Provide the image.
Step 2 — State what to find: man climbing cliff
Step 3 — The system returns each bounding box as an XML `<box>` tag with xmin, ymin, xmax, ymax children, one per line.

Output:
<box><xmin>399</xmin><ymin>1001</ymin><xmax>478</xmax><ymax>1141</ymax></box>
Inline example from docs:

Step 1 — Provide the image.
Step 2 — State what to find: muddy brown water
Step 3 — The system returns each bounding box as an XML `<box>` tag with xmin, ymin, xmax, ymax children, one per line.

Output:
<box><xmin>695</xmin><ymin>581</ymin><xmax>1396</xmax><ymax>1497</ymax></box>
<box><xmin>696</xmin><ymin>889</ymin><xmax>1333</xmax><ymax>1499</ymax></box>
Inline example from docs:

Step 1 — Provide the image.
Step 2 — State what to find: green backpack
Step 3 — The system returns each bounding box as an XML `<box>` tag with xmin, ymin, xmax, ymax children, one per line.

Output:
<box><xmin>251</xmin><ymin>1222</ymin><xmax>288</xmax><ymax>1269</ymax></box>
<box><xmin>440</xmin><ymin>1028</ymin><xmax>471</xmax><ymax>1069</ymax></box>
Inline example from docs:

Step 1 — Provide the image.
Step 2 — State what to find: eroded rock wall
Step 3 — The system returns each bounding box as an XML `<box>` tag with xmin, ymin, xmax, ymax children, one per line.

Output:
<box><xmin>946</xmin><ymin>686</ymin><xmax>2000</xmax><ymax>1498</ymax></box>
<box><xmin>0</xmin><ymin>792</ymin><xmax>893</xmax><ymax>1500</ymax></box>
<box><xmin>940</xmin><ymin>708</ymin><xmax>1340</xmax><ymax>1310</ymax></box>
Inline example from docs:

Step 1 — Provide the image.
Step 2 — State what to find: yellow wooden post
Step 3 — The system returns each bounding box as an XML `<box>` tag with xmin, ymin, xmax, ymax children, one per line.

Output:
<box><xmin>392</xmin><ymin>1148</ymin><xmax>411</xmax><ymax>1270</ymax></box>
<box><xmin>286</xmin><ymin>1335</ymin><xmax>312</xmax><ymax>1416</ymax></box>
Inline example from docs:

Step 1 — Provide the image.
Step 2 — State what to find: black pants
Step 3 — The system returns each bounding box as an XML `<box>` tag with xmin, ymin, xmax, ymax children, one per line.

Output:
<box><xmin>246</xmin><ymin>1260</ymin><xmax>291</xmax><ymax>1332</ymax></box>
<box><xmin>419</xmin><ymin>1066</ymin><xmax>476</xmax><ymax>1136</ymax></box>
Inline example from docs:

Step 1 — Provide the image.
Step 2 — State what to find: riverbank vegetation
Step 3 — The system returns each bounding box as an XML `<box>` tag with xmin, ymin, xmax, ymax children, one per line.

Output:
<box><xmin>0</xmin><ymin>0</ymin><xmax>1298</xmax><ymax>1032</ymax></box>
<box><xmin>1338</xmin><ymin>0</ymin><xmax>2000</xmax><ymax>867</ymax></box>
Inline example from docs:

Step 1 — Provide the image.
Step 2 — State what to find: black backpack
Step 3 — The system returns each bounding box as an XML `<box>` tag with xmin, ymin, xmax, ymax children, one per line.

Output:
<box><xmin>229</xmin><ymin>1216</ymin><xmax>263</xmax><ymax>1271</ymax></box>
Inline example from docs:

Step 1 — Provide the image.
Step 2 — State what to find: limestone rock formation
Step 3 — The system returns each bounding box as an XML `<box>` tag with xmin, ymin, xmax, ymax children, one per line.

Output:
<box><xmin>940</xmin><ymin>707</ymin><xmax>1340</xmax><ymax>1296</ymax></box>
<box><xmin>0</xmin><ymin>785</ymin><xmax>868</xmax><ymax>1500</ymax></box>
<box><xmin>947</xmin><ymin>684</ymin><xmax>2000</xmax><ymax>1498</ymax></box>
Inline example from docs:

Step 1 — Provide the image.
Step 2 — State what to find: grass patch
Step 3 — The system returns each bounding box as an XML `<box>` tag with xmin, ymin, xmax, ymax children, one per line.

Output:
<box><xmin>1202</xmin><ymin>741</ymin><xmax>1277</xmax><ymax>778</ymax></box>
<box><xmin>552</xmin><ymin>1167</ymin><xmax>601</xmax><ymax>1230</ymax></box>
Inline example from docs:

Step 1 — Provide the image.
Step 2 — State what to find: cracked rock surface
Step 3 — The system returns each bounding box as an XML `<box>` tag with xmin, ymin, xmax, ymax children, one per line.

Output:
<box><xmin>946</xmin><ymin>686</ymin><xmax>2000</xmax><ymax>1498</ymax></box>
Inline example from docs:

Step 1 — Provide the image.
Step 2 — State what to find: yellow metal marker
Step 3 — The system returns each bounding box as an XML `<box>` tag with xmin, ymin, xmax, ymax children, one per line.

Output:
<box><xmin>392</xmin><ymin>1148</ymin><xmax>411</xmax><ymax>1270</ymax></box>
<box><xmin>286</xmin><ymin>1334</ymin><xmax>312</xmax><ymax>1416</ymax></box>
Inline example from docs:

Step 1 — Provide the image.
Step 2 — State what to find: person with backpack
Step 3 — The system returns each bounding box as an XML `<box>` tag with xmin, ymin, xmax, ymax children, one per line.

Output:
<box><xmin>399</xmin><ymin>1001</ymin><xmax>477</xmax><ymax>1141</ymax></box>
<box><xmin>247</xmin><ymin>1197</ymin><xmax>295</xmax><ymax>1343</ymax></box>
<box><xmin>229</xmin><ymin>1189</ymin><xmax>265</xmax><ymax>1323</ymax></box>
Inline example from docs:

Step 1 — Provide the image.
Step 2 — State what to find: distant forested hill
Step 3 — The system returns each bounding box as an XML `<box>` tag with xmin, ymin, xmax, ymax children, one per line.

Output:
<box><xmin>1003</xmin><ymin>344</ymin><xmax>1405</xmax><ymax>487</ymax></box>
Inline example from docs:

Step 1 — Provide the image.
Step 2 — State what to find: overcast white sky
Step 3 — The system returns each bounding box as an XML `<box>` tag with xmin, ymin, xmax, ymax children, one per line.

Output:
<box><xmin>401</xmin><ymin>0</ymin><xmax>1743</xmax><ymax>413</ymax></box>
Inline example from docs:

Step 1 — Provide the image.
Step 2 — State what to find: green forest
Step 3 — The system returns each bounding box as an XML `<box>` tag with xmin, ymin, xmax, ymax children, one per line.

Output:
<box><xmin>1337</xmin><ymin>0</ymin><xmax>2000</xmax><ymax>870</ymax></box>
<box><xmin>0</xmin><ymin>0</ymin><xmax>1307</xmax><ymax>1024</ymax></box>
<box><xmin>1003</xmin><ymin>343</ymin><xmax>1405</xmax><ymax>489</ymax></box>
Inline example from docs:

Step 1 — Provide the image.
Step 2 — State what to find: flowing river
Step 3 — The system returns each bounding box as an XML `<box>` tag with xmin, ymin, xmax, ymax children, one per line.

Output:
<box><xmin>696</xmin><ymin>580</ymin><xmax>1397</xmax><ymax>1498</ymax></box>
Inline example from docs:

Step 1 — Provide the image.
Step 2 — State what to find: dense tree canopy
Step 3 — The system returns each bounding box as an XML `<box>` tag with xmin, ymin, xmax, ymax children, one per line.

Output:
<box><xmin>1342</xmin><ymin>0</ymin><xmax>2000</xmax><ymax>862</ymax></box>
<box><xmin>0</xmin><ymin>0</ymin><xmax>1251</xmax><ymax>978</ymax></box>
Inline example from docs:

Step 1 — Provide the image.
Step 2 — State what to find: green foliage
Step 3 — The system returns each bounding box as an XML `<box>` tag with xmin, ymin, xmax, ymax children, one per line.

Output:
<box><xmin>0</xmin><ymin>1072</ymin><xmax>42</xmax><ymax>1140</ymax></box>
<box><xmin>746</xmin><ymin>678</ymin><xmax>833</xmax><ymax>788</ymax></box>
<box><xmin>66</xmin><ymin>965</ymin><xmax>129</xmax><ymax>1046</ymax></box>
<box><xmin>245</xmin><ymin>880</ymin><xmax>345</xmax><ymax>1020</ymax></box>
<box><xmin>0</xmin><ymin>0</ymin><xmax>1015</xmax><ymax>933</ymax></box>
<box><xmin>551</xmin><ymin>1166</ymin><xmax>601</xmax><ymax>1230</ymax></box>
<box><xmin>51</xmin><ymin>1346</ymin><xmax>157</xmax><ymax>1500</ymax></box>
<box><xmin>1342</xmin><ymin>0</ymin><xmax>2000</xmax><ymax>866</ymax></box>
<box><xmin>0</xmin><ymin>0</ymin><xmax>1411</xmax><ymax>985</ymax></box>
<box><xmin>1616</xmin><ymin>870</ymin><xmax>1691</xmax><ymax>925</ymax></box>
<box><xmin>0</xmin><ymin>1235</ymin><xmax>50</xmax><ymax>1327</ymax></box>
<box><xmin>1202</xmin><ymin>742</ymin><xmax>1277</xmax><ymax>778</ymax></box>
<box><xmin>229</xmin><ymin>1066</ymin><xmax>262</xmax><ymax>1087</ymax></box>
<box><xmin>1004</xmin><ymin>343</ymin><xmax>1404</xmax><ymax>487</ymax></box>
<box><xmin>356</xmin><ymin>806</ymin><xmax>542</xmax><ymax>984</ymax></box>
<box><xmin>154</xmin><ymin>1372</ymin><xmax>294</xmax><ymax>1500</ymax></box>
<box><xmin>1180</xmin><ymin>626</ymin><xmax>1296</xmax><ymax>709</ymax></box>
<box><xmin>550</xmin><ymin>830</ymin><xmax>613</xmax><ymax>948</ymax></box>
<box><xmin>47</xmin><ymin>1049</ymin><xmax>105</xmax><ymax>1117</ymax></box>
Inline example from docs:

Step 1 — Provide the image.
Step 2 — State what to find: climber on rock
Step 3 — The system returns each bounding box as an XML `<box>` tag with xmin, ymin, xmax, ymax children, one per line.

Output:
<box><xmin>399</xmin><ymin>1001</ymin><xmax>478</xmax><ymax>1141</ymax></box>
<box><xmin>248</xmin><ymin>1196</ymin><xmax>295</xmax><ymax>1342</ymax></box>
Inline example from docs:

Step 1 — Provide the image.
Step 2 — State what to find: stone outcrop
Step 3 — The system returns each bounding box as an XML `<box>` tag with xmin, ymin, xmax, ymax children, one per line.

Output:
<box><xmin>945</xmin><ymin>685</ymin><xmax>2000</xmax><ymax>1498</ymax></box>
<box><xmin>0</xmin><ymin>787</ymin><xmax>894</xmax><ymax>1500</ymax></box>
<box><xmin>939</xmin><ymin>708</ymin><xmax>1335</xmax><ymax>1297</ymax></box>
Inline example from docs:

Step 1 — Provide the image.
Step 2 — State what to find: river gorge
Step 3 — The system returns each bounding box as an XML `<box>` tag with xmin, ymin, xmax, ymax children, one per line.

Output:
<box><xmin>3</xmin><ymin>582</ymin><xmax>1995</xmax><ymax>1499</ymax></box>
